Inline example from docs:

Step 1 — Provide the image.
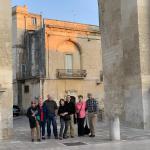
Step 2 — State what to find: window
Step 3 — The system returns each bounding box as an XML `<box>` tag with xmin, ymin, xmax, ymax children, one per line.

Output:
<box><xmin>31</xmin><ymin>17</ymin><xmax>37</xmax><ymax>25</ymax></box>
<box><xmin>24</xmin><ymin>85</ymin><xmax>29</xmax><ymax>93</ymax></box>
<box><xmin>21</xmin><ymin>64</ymin><xmax>26</xmax><ymax>78</ymax></box>
<box><xmin>65</xmin><ymin>54</ymin><xmax>73</xmax><ymax>73</ymax></box>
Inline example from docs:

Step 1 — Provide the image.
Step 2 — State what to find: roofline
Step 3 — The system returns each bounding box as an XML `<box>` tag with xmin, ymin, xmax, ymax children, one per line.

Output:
<box><xmin>44</xmin><ymin>18</ymin><xmax>99</xmax><ymax>28</ymax></box>
<box><xmin>12</xmin><ymin>5</ymin><xmax>100</xmax><ymax>27</ymax></box>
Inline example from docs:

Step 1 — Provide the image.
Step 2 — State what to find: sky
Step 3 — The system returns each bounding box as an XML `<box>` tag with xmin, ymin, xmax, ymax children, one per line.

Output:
<box><xmin>12</xmin><ymin>0</ymin><xmax>99</xmax><ymax>25</ymax></box>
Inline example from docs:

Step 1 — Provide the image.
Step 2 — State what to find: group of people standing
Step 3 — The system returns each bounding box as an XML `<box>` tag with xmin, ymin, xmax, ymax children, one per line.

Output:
<box><xmin>27</xmin><ymin>93</ymin><xmax>99</xmax><ymax>142</ymax></box>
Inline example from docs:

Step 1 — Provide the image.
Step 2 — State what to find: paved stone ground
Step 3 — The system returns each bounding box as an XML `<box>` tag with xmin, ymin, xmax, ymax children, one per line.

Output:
<box><xmin>1</xmin><ymin>116</ymin><xmax>150</xmax><ymax>150</ymax></box>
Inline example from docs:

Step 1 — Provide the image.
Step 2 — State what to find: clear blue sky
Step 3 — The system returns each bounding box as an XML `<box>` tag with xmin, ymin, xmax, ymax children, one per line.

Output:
<box><xmin>12</xmin><ymin>0</ymin><xmax>99</xmax><ymax>25</ymax></box>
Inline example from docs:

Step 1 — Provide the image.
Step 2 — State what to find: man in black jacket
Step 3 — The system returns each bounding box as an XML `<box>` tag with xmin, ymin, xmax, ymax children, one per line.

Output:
<box><xmin>66</xmin><ymin>95</ymin><xmax>76</xmax><ymax>138</ymax></box>
<box><xmin>44</xmin><ymin>94</ymin><xmax>58</xmax><ymax>139</ymax></box>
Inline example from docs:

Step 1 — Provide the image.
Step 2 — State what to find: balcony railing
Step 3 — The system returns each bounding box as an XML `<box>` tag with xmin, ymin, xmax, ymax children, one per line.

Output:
<box><xmin>56</xmin><ymin>69</ymin><xmax>87</xmax><ymax>79</ymax></box>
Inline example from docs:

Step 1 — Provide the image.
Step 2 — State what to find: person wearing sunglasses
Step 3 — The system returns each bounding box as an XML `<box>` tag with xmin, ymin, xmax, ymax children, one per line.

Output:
<box><xmin>27</xmin><ymin>100</ymin><xmax>41</xmax><ymax>142</ymax></box>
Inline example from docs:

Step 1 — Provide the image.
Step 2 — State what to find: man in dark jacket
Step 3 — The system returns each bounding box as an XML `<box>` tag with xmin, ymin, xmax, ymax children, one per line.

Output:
<box><xmin>44</xmin><ymin>94</ymin><xmax>58</xmax><ymax>139</ymax></box>
<box><xmin>27</xmin><ymin>100</ymin><xmax>40</xmax><ymax>142</ymax></box>
<box><xmin>66</xmin><ymin>95</ymin><xmax>76</xmax><ymax>138</ymax></box>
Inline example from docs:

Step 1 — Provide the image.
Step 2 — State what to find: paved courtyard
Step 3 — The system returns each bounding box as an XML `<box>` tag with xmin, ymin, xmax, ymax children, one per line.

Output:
<box><xmin>1</xmin><ymin>116</ymin><xmax>150</xmax><ymax>150</ymax></box>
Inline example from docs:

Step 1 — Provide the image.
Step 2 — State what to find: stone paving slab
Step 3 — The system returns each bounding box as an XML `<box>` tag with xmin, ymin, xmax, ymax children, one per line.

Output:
<box><xmin>1</xmin><ymin>116</ymin><xmax>150</xmax><ymax>150</ymax></box>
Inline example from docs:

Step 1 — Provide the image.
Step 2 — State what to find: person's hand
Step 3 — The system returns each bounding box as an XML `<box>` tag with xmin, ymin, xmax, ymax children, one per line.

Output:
<box><xmin>60</xmin><ymin>113</ymin><xmax>64</xmax><ymax>116</ymax></box>
<box><xmin>62</xmin><ymin>113</ymin><xmax>65</xmax><ymax>116</ymax></box>
<box><xmin>64</xmin><ymin>112</ymin><xmax>68</xmax><ymax>115</ymax></box>
<box><xmin>32</xmin><ymin>114</ymin><xmax>35</xmax><ymax>117</ymax></box>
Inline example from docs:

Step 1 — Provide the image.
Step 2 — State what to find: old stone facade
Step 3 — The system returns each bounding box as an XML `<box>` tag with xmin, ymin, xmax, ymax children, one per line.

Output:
<box><xmin>99</xmin><ymin>0</ymin><xmax>150</xmax><ymax>129</ymax></box>
<box><xmin>0</xmin><ymin>0</ymin><xmax>13</xmax><ymax>139</ymax></box>
<box><xmin>12</xmin><ymin>6</ymin><xmax>104</xmax><ymax>112</ymax></box>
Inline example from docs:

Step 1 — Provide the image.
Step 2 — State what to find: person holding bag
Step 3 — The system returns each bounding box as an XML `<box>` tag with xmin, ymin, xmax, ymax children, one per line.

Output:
<box><xmin>75</xmin><ymin>95</ymin><xmax>86</xmax><ymax>137</ymax></box>
<box><xmin>84</xmin><ymin>116</ymin><xmax>90</xmax><ymax>135</ymax></box>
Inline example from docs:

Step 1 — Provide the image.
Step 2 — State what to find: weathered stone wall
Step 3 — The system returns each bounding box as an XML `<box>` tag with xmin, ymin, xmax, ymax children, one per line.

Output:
<box><xmin>99</xmin><ymin>0</ymin><xmax>144</xmax><ymax>128</ymax></box>
<box><xmin>137</xmin><ymin>0</ymin><xmax>150</xmax><ymax>129</ymax></box>
<box><xmin>121</xmin><ymin>0</ymin><xmax>143</xmax><ymax>128</ymax></box>
<box><xmin>43</xmin><ymin>19</ymin><xmax>103</xmax><ymax>108</ymax></box>
<box><xmin>42</xmin><ymin>79</ymin><xmax>104</xmax><ymax>107</ymax></box>
<box><xmin>99</xmin><ymin>0</ymin><xmax>150</xmax><ymax>129</ymax></box>
<box><xmin>99</xmin><ymin>0</ymin><xmax>125</xmax><ymax>118</ymax></box>
<box><xmin>21</xmin><ymin>80</ymin><xmax>40</xmax><ymax>112</ymax></box>
<box><xmin>12</xmin><ymin>5</ymin><xmax>42</xmax><ymax>105</ymax></box>
<box><xmin>0</xmin><ymin>0</ymin><xmax>13</xmax><ymax>139</ymax></box>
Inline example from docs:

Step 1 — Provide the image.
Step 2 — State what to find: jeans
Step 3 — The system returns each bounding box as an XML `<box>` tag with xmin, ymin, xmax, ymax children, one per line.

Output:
<box><xmin>77</xmin><ymin>118</ymin><xmax>85</xmax><ymax>136</ymax></box>
<box><xmin>47</xmin><ymin>114</ymin><xmax>58</xmax><ymax>137</ymax></box>
<box><xmin>40</xmin><ymin>121</ymin><xmax>46</xmax><ymax>137</ymax></box>
<box><xmin>59</xmin><ymin>118</ymin><xmax>69</xmax><ymax>138</ymax></box>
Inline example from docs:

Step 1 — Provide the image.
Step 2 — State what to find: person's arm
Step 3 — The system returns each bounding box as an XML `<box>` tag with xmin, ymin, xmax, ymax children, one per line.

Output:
<box><xmin>96</xmin><ymin>100</ymin><xmax>99</xmax><ymax>113</ymax></box>
<box><xmin>27</xmin><ymin>108</ymin><xmax>34</xmax><ymax>119</ymax></box>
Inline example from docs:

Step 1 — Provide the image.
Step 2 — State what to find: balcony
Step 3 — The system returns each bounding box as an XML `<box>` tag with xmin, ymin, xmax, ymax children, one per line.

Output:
<box><xmin>56</xmin><ymin>69</ymin><xmax>87</xmax><ymax>79</ymax></box>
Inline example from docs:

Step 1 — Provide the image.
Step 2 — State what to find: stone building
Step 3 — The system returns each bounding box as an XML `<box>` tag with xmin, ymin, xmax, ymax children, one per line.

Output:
<box><xmin>12</xmin><ymin>5</ymin><xmax>104</xmax><ymax>112</ymax></box>
<box><xmin>0</xmin><ymin>0</ymin><xmax>13</xmax><ymax>139</ymax></box>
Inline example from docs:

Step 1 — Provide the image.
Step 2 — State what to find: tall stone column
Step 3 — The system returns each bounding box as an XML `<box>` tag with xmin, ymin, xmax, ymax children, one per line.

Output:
<box><xmin>98</xmin><ymin>0</ymin><xmax>124</xmax><ymax>140</ymax></box>
<box><xmin>0</xmin><ymin>0</ymin><xmax>13</xmax><ymax>139</ymax></box>
<box><xmin>98</xmin><ymin>0</ymin><xmax>150</xmax><ymax>139</ymax></box>
<box><xmin>137</xmin><ymin>0</ymin><xmax>150</xmax><ymax>129</ymax></box>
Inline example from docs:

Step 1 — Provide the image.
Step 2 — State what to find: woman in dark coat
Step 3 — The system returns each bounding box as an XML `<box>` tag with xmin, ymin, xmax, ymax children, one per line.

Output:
<box><xmin>58</xmin><ymin>99</ymin><xmax>70</xmax><ymax>140</ymax></box>
<box><xmin>27</xmin><ymin>100</ymin><xmax>40</xmax><ymax>142</ymax></box>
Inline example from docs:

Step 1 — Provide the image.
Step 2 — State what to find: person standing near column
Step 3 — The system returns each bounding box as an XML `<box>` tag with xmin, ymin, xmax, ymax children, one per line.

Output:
<box><xmin>44</xmin><ymin>94</ymin><xmax>58</xmax><ymax>139</ymax></box>
<box><xmin>66</xmin><ymin>95</ymin><xmax>76</xmax><ymax>138</ymax></box>
<box><xmin>86</xmin><ymin>93</ymin><xmax>98</xmax><ymax>137</ymax></box>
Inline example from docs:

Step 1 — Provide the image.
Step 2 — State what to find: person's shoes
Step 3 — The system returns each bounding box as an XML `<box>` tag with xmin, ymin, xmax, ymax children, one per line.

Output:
<box><xmin>63</xmin><ymin>135</ymin><xmax>69</xmax><ymax>139</ymax></box>
<box><xmin>42</xmin><ymin>136</ymin><xmax>46</xmax><ymax>140</ymax></box>
<box><xmin>47</xmin><ymin>136</ymin><xmax>51</xmax><ymax>139</ymax></box>
<box><xmin>59</xmin><ymin>137</ymin><xmax>63</xmax><ymax>140</ymax></box>
<box><xmin>31</xmin><ymin>139</ymin><xmax>34</xmax><ymax>142</ymax></box>
<box><xmin>71</xmin><ymin>136</ymin><xmax>74</xmax><ymax>138</ymax></box>
<box><xmin>63</xmin><ymin>135</ymin><xmax>68</xmax><ymax>139</ymax></box>
<box><xmin>89</xmin><ymin>134</ymin><xmax>95</xmax><ymax>137</ymax></box>
<box><xmin>37</xmin><ymin>139</ymin><xmax>41</xmax><ymax>142</ymax></box>
<box><xmin>55</xmin><ymin>136</ymin><xmax>58</xmax><ymax>139</ymax></box>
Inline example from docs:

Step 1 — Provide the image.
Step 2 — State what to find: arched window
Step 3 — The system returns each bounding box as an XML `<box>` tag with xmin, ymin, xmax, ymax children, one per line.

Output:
<box><xmin>57</xmin><ymin>40</ymin><xmax>81</xmax><ymax>70</ymax></box>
